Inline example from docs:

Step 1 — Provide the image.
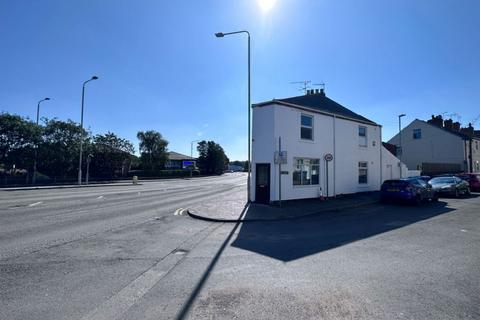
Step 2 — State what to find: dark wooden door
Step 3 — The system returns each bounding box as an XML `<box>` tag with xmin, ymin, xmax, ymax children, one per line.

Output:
<box><xmin>255</xmin><ymin>163</ymin><xmax>270</xmax><ymax>204</ymax></box>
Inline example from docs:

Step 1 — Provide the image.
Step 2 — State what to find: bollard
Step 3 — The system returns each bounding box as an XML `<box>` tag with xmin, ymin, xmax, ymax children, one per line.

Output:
<box><xmin>133</xmin><ymin>175</ymin><xmax>138</xmax><ymax>185</ymax></box>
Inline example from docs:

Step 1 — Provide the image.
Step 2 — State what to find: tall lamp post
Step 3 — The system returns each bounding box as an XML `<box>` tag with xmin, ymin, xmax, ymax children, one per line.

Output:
<box><xmin>32</xmin><ymin>97</ymin><xmax>50</xmax><ymax>184</ymax></box>
<box><xmin>78</xmin><ymin>76</ymin><xmax>98</xmax><ymax>185</ymax></box>
<box><xmin>398</xmin><ymin>113</ymin><xmax>406</xmax><ymax>178</ymax></box>
<box><xmin>215</xmin><ymin>30</ymin><xmax>251</xmax><ymax>202</ymax></box>
<box><xmin>190</xmin><ymin>140</ymin><xmax>201</xmax><ymax>178</ymax></box>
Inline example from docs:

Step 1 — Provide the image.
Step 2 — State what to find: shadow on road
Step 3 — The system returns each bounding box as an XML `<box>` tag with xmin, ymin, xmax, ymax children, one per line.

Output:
<box><xmin>176</xmin><ymin>200</ymin><xmax>454</xmax><ymax>318</ymax></box>
<box><xmin>231</xmin><ymin>201</ymin><xmax>454</xmax><ymax>262</ymax></box>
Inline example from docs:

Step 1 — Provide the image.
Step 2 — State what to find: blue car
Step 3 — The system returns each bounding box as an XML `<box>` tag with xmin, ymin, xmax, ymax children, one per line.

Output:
<box><xmin>380</xmin><ymin>178</ymin><xmax>438</xmax><ymax>205</ymax></box>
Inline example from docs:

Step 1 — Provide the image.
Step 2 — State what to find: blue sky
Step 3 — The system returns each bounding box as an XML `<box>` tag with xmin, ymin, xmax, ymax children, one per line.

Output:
<box><xmin>1</xmin><ymin>0</ymin><xmax>479</xmax><ymax>160</ymax></box>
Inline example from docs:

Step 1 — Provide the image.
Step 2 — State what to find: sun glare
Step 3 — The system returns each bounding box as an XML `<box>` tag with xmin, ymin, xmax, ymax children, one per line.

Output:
<box><xmin>258</xmin><ymin>0</ymin><xmax>277</xmax><ymax>13</ymax></box>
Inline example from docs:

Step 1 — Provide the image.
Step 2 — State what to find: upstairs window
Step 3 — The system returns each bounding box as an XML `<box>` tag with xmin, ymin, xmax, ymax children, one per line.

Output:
<box><xmin>301</xmin><ymin>114</ymin><xmax>313</xmax><ymax>140</ymax></box>
<box><xmin>358</xmin><ymin>126</ymin><xmax>367</xmax><ymax>147</ymax></box>
<box><xmin>358</xmin><ymin>161</ymin><xmax>368</xmax><ymax>184</ymax></box>
<box><xmin>413</xmin><ymin>129</ymin><xmax>422</xmax><ymax>139</ymax></box>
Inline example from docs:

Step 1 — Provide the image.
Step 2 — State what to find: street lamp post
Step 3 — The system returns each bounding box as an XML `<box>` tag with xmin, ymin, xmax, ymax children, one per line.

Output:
<box><xmin>78</xmin><ymin>76</ymin><xmax>98</xmax><ymax>185</ymax></box>
<box><xmin>86</xmin><ymin>154</ymin><xmax>93</xmax><ymax>185</ymax></box>
<box><xmin>398</xmin><ymin>113</ymin><xmax>406</xmax><ymax>178</ymax></box>
<box><xmin>32</xmin><ymin>97</ymin><xmax>50</xmax><ymax>184</ymax></box>
<box><xmin>190</xmin><ymin>140</ymin><xmax>201</xmax><ymax>178</ymax></box>
<box><xmin>215</xmin><ymin>30</ymin><xmax>251</xmax><ymax>202</ymax></box>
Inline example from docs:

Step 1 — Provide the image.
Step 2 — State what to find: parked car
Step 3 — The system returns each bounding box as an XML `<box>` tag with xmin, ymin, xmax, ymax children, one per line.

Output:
<box><xmin>380</xmin><ymin>178</ymin><xmax>438</xmax><ymax>205</ymax></box>
<box><xmin>456</xmin><ymin>173</ymin><xmax>480</xmax><ymax>192</ymax></box>
<box><xmin>408</xmin><ymin>175</ymin><xmax>431</xmax><ymax>183</ymax></box>
<box><xmin>428</xmin><ymin>176</ymin><xmax>470</xmax><ymax>197</ymax></box>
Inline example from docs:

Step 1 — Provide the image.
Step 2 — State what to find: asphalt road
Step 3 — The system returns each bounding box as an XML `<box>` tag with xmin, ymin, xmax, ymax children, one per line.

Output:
<box><xmin>1</xmin><ymin>174</ymin><xmax>479</xmax><ymax>320</ymax></box>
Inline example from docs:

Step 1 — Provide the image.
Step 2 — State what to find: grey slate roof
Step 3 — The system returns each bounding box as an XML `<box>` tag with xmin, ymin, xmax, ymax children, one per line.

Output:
<box><xmin>254</xmin><ymin>93</ymin><xmax>378</xmax><ymax>125</ymax></box>
<box><xmin>167</xmin><ymin>151</ymin><xmax>195</xmax><ymax>161</ymax></box>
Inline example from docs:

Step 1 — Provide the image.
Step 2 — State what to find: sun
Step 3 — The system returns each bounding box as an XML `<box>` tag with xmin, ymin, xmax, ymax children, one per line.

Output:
<box><xmin>258</xmin><ymin>0</ymin><xmax>277</xmax><ymax>13</ymax></box>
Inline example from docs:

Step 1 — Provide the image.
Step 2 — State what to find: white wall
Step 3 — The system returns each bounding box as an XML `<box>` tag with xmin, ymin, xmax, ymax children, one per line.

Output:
<box><xmin>381</xmin><ymin>146</ymin><xmax>408</xmax><ymax>180</ymax></box>
<box><xmin>388</xmin><ymin>119</ymin><xmax>466</xmax><ymax>171</ymax></box>
<box><xmin>251</xmin><ymin>103</ymin><xmax>382</xmax><ymax>202</ymax></box>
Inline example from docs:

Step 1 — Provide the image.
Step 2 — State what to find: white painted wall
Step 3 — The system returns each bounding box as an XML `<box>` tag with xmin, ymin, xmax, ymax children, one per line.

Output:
<box><xmin>381</xmin><ymin>146</ymin><xmax>408</xmax><ymax>180</ymax></box>
<box><xmin>251</xmin><ymin>103</ymin><xmax>382</xmax><ymax>202</ymax></box>
<box><xmin>388</xmin><ymin>119</ymin><xmax>467</xmax><ymax>171</ymax></box>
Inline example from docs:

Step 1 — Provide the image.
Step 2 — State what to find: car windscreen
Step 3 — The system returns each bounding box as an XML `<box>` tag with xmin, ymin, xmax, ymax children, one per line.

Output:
<box><xmin>430</xmin><ymin>177</ymin><xmax>454</xmax><ymax>184</ymax></box>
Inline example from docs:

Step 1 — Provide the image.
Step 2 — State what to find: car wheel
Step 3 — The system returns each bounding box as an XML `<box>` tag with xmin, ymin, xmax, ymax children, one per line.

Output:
<box><xmin>432</xmin><ymin>193</ymin><xmax>439</xmax><ymax>202</ymax></box>
<box><xmin>455</xmin><ymin>189</ymin><xmax>459</xmax><ymax>198</ymax></box>
<box><xmin>466</xmin><ymin>188</ymin><xmax>471</xmax><ymax>196</ymax></box>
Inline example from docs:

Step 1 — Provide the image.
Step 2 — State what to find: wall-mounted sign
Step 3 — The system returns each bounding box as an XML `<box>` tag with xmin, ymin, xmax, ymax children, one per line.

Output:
<box><xmin>324</xmin><ymin>153</ymin><xmax>333</xmax><ymax>162</ymax></box>
<box><xmin>281</xmin><ymin>171</ymin><xmax>289</xmax><ymax>175</ymax></box>
<box><xmin>274</xmin><ymin>151</ymin><xmax>287</xmax><ymax>164</ymax></box>
<box><xmin>182</xmin><ymin>160</ymin><xmax>195</xmax><ymax>169</ymax></box>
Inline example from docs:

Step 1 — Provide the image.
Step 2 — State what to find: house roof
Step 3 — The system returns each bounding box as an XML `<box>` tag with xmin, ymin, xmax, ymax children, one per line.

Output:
<box><xmin>167</xmin><ymin>151</ymin><xmax>195</xmax><ymax>161</ymax></box>
<box><xmin>253</xmin><ymin>92</ymin><xmax>378</xmax><ymax>125</ymax></box>
<box><xmin>419</xmin><ymin>119</ymin><xmax>472</xmax><ymax>140</ymax></box>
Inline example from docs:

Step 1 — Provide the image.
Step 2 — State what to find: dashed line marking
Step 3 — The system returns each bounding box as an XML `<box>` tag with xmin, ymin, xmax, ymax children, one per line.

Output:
<box><xmin>28</xmin><ymin>201</ymin><xmax>43</xmax><ymax>207</ymax></box>
<box><xmin>97</xmin><ymin>196</ymin><xmax>104</xmax><ymax>199</ymax></box>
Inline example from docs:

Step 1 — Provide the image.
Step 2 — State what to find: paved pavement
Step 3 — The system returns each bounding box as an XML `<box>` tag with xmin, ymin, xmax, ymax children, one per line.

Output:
<box><xmin>1</xmin><ymin>173</ymin><xmax>479</xmax><ymax>320</ymax></box>
<box><xmin>188</xmin><ymin>190</ymin><xmax>379</xmax><ymax>221</ymax></box>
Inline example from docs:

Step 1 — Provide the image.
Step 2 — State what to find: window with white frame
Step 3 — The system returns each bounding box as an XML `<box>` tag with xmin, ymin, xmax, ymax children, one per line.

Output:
<box><xmin>301</xmin><ymin>114</ymin><xmax>313</xmax><ymax>140</ymax></box>
<box><xmin>413</xmin><ymin>129</ymin><xmax>422</xmax><ymax>139</ymax></box>
<box><xmin>358</xmin><ymin>126</ymin><xmax>367</xmax><ymax>147</ymax></box>
<box><xmin>358</xmin><ymin>161</ymin><xmax>368</xmax><ymax>184</ymax></box>
<box><xmin>293</xmin><ymin>158</ymin><xmax>319</xmax><ymax>185</ymax></box>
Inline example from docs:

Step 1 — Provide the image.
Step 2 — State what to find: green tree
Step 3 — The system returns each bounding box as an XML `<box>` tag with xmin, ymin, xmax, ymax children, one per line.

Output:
<box><xmin>37</xmin><ymin>118</ymin><xmax>88</xmax><ymax>180</ymax></box>
<box><xmin>0</xmin><ymin>113</ymin><xmax>41</xmax><ymax>177</ymax></box>
<box><xmin>196</xmin><ymin>140</ymin><xmax>229</xmax><ymax>175</ymax></box>
<box><xmin>136</xmin><ymin>130</ymin><xmax>168</xmax><ymax>171</ymax></box>
<box><xmin>89</xmin><ymin>132</ymin><xmax>135</xmax><ymax>178</ymax></box>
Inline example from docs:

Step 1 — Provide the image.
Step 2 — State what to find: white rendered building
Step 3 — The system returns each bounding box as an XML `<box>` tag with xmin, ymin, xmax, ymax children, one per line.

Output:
<box><xmin>251</xmin><ymin>89</ymin><xmax>401</xmax><ymax>203</ymax></box>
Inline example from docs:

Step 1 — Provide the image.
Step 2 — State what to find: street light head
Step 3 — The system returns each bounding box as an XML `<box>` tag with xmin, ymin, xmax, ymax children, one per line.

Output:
<box><xmin>91</xmin><ymin>76</ymin><xmax>99</xmax><ymax>80</ymax></box>
<box><xmin>45</xmin><ymin>97</ymin><xmax>50</xmax><ymax>101</ymax></box>
<box><xmin>399</xmin><ymin>114</ymin><xmax>406</xmax><ymax>117</ymax></box>
<box><xmin>215</xmin><ymin>32</ymin><xmax>224</xmax><ymax>38</ymax></box>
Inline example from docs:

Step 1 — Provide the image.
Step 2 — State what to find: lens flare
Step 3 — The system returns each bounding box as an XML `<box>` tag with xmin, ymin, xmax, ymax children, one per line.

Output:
<box><xmin>258</xmin><ymin>0</ymin><xmax>277</xmax><ymax>13</ymax></box>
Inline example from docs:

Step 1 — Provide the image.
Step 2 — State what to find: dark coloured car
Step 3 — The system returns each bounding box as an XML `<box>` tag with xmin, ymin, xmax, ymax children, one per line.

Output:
<box><xmin>380</xmin><ymin>178</ymin><xmax>438</xmax><ymax>205</ymax></box>
<box><xmin>456</xmin><ymin>173</ymin><xmax>480</xmax><ymax>192</ymax></box>
<box><xmin>428</xmin><ymin>176</ymin><xmax>470</xmax><ymax>197</ymax></box>
<box><xmin>409</xmin><ymin>175</ymin><xmax>431</xmax><ymax>183</ymax></box>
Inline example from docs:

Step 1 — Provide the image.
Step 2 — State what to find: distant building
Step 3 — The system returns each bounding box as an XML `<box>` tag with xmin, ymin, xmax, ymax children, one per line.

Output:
<box><xmin>165</xmin><ymin>152</ymin><xmax>196</xmax><ymax>169</ymax></box>
<box><xmin>228</xmin><ymin>164</ymin><xmax>244</xmax><ymax>172</ymax></box>
<box><xmin>388</xmin><ymin>115</ymin><xmax>480</xmax><ymax>175</ymax></box>
<box><xmin>251</xmin><ymin>88</ymin><xmax>405</xmax><ymax>204</ymax></box>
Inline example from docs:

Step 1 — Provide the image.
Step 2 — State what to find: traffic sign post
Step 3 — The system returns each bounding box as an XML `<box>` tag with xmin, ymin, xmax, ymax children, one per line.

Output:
<box><xmin>324</xmin><ymin>153</ymin><xmax>333</xmax><ymax>197</ymax></box>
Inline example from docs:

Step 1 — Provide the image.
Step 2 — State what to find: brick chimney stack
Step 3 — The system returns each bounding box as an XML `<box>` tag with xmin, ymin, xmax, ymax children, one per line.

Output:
<box><xmin>444</xmin><ymin>119</ymin><xmax>453</xmax><ymax>131</ymax></box>
<box><xmin>452</xmin><ymin>122</ymin><xmax>461</xmax><ymax>131</ymax></box>
<box><xmin>460</xmin><ymin>123</ymin><xmax>474</xmax><ymax>137</ymax></box>
<box><xmin>427</xmin><ymin>115</ymin><xmax>443</xmax><ymax>127</ymax></box>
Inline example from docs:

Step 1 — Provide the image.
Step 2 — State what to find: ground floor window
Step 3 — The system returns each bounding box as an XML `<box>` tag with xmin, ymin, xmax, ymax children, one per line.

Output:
<box><xmin>293</xmin><ymin>158</ymin><xmax>319</xmax><ymax>185</ymax></box>
<box><xmin>358</xmin><ymin>161</ymin><xmax>368</xmax><ymax>184</ymax></box>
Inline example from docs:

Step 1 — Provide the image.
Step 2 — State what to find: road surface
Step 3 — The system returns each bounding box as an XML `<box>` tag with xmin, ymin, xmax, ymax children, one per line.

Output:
<box><xmin>1</xmin><ymin>174</ymin><xmax>479</xmax><ymax>320</ymax></box>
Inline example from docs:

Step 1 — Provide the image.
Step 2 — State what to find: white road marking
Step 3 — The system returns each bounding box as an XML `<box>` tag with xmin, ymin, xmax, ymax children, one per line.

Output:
<box><xmin>80</xmin><ymin>254</ymin><xmax>183</xmax><ymax>320</ymax></box>
<box><xmin>174</xmin><ymin>208</ymin><xmax>186</xmax><ymax>216</ymax></box>
<box><xmin>461</xmin><ymin>229</ymin><xmax>468</xmax><ymax>232</ymax></box>
<box><xmin>97</xmin><ymin>196</ymin><xmax>104</xmax><ymax>199</ymax></box>
<box><xmin>28</xmin><ymin>201</ymin><xmax>43</xmax><ymax>207</ymax></box>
